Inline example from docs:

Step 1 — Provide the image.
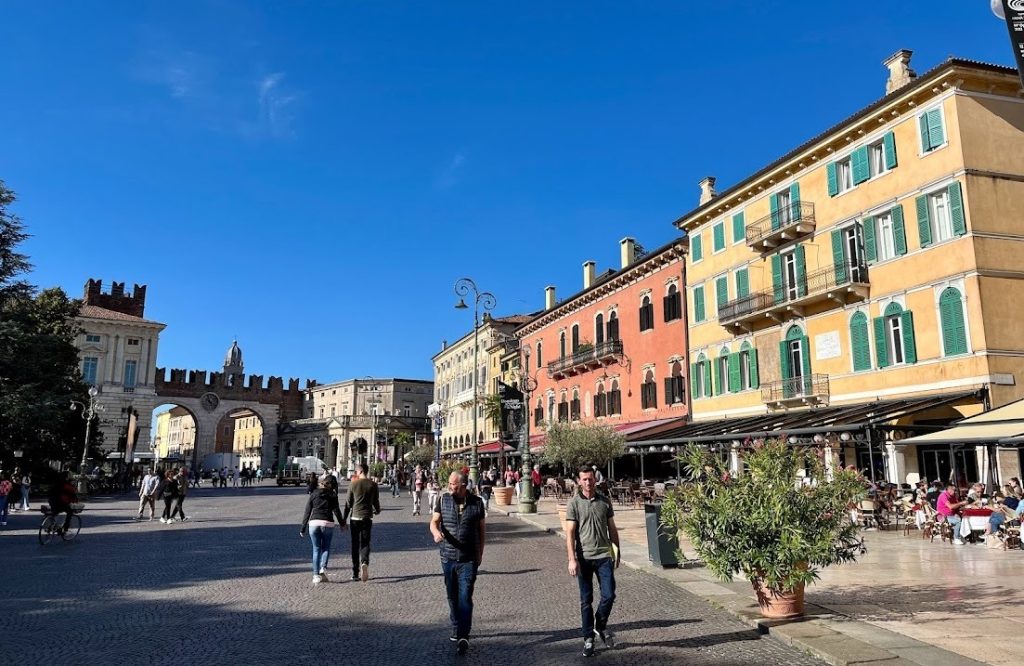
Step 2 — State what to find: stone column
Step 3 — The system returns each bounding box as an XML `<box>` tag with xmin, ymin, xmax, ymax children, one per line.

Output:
<box><xmin>885</xmin><ymin>443</ymin><xmax>906</xmax><ymax>485</ymax></box>
<box><xmin>823</xmin><ymin>444</ymin><xmax>836</xmax><ymax>481</ymax></box>
<box><xmin>729</xmin><ymin>441</ymin><xmax>742</xmax><ymax>477</ymax></box>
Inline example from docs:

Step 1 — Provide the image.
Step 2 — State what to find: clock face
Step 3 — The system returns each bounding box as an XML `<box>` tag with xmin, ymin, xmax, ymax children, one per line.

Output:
<box><xmin>201</xmin><ymin>392</ymin><xmax>220</xmax><ymax>411</ymax></box>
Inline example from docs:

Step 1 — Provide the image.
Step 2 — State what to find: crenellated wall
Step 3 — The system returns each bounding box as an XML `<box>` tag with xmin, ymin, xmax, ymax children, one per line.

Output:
<box><xmin>155</xmin><ymin>367</ymin><xmax>313</xmax><ymax>421</ymax></box>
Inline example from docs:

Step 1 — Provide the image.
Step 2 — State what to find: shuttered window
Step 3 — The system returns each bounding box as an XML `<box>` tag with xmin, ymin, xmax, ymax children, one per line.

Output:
<box><xmin>850</xmin><ymin>312</ymin><xmax>871</xmax><ymax>372</ymax></box>
<box><xmin>732</xmin><ymin>212</ymin><xmax>745</xmax><ymax>243</ymax></box>
<box><xmin>641</xmin><ymin>372</ymin><xmax>658</xmax><ymax>409</ymax></box>
<box><xmin>919</xmin><ymin>107</ymin><xmax>946</xmax><ymax>153</ymax></box>
<box><xmin>939</xmin><ymin>287</ymin><xmax>968</xmax><ymax>356</ymax></box>
<box><xmin>693</xmin><ymin>286</ymin><xmax>706</xmax><ymax>323</ymax></box>
<box><xmin>715</xmin><ymin>275</ymin><xmax>729</xmax><ymax>311</ymax></box>
<box><xmin>691</xmin><ymin>233</ymin><xmax>703</xmax><ymax>262</ymax></box>
<box><xmin>739</xmin><ymin>341</ymin><xmax>759</xmax><ymax>390</ymax></box>
<box><xmin>917</xmin><ymin>182</ymin><xmax>966</xmax><ymax>248</ymax></box>
<box><xmin>593</xmin><ymin>391</ymin><xmax>607</xmax><ymax>418</ymax></box>
<box><xmin>663</xmin><ymin>285</ymin><xmax>682</xmax><ymax>322</ymax></box>
<box><xmin>713</xmin><ymin>222</ymin><xmax>725</xmax><ymax>252</ymax></box>
<box><xmin>875</xmin><ymin>302</ymin><xmax>917</xmax><ymax>366</ymax></box>
<box><xmin>735</xmin><ymin>268</ymin><xmax>749</xmax><ymax>299</ymax></box>
<box><xmin>639</xmin><ymin>296</ymin><xmax>654</xmax><ymax>332</ymax></box>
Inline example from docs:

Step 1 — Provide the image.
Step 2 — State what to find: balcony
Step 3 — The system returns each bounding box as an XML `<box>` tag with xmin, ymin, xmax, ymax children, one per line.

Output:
<box><xmin>761</xmin><ymin>373</ymin><xmax>830</xmax><ymax>410</ymax></box>
<box><xmin>746</xmin><ymin>201</ymin><xmax>816</xmax><ymax>252</ymax></box>
<box><xmin>719</xmin><ymin>261</ymin><xmax>869</xmax><ymax>333</ymax></box>
<box><xmin>547</xmin><ymin>339</ymin><xmax>623</xmax><ymax>379</ymax></box>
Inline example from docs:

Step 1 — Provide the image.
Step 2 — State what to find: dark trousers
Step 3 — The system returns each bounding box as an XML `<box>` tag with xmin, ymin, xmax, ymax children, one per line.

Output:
<box><xmin>350</xmin><ymin>519</ymin><xmax>372</xmax><ymax>575</ymax></box>
<box><xmin>162</xmin><ymin>497</ymin><xmax>174</xmax><ymax>519</ymax></box>
<box><xmin>577</xmin><ymin>556</ymin><xmax>616</xmax><ymax>638</ymax></box>
<box><xmin>442</xmin><ymin>559</ymin><xmax>478</xmax><ymax>639</ymax></box>
<box><xmin>171</xmin><ymin>496</ymin><xmax>185</xmax><ymax>520</ymax></box>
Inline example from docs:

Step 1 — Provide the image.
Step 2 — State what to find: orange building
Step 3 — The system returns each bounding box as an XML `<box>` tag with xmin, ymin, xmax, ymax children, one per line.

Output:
<box><xmin>514</xmin><ymin>237</ymin><xmax>690</xmax><ymax>453</ymax></box>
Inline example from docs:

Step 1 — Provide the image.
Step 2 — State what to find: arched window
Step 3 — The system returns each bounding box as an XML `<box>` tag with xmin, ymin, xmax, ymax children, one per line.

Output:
<box><xmin>534</xmin><ymin>398</ymin><xmax>544</xmax><ymax>426</ymax></box>
<box><xmin>559</xmin><ymin>331</ymin><xmax>567</xmax><ymax>359</ymax></box>
<box><xmin>666</xmin><ymin>361</ymin><xmax>685</xmax><ymax>404</ymax></box>
<box><xmin>850</xmin><ymin>312</ymin><xmax>871</xmax><ymax>371</ymax></box>
<box><xmin>607</xmin><ymin>311</ymin><xmax>619</xmax><ymax>341</ymax></box>
<box><xmin>547</xmin><ymin>393</ymin><xmax>556</xmax><ymax>423</ymax></box>
<box><xmin>571</xmin><ymin>389</ymin><xmax>581</xmax><ymax>421</ymax></box>
<box><xmin>536</xmin><ymin>340</ymin><xmax>543</xmax><ymax>368</ymax></box>
<box><xmin>595</xmin><ymin>313</ymin><xmax>605</xmax><ymax>345</ymax></box>
<box><xmin>571</xmin><ymin>324</ymin><xmax>580</xmax><ymax>353</ymax></box>
<box><xmin>524</xmin><ymin>344</ymin><xmax>531</xmax><ymax>373</ymax></box>
<box><xmin>558</xmin><ymin>393</ymin><xmax>569</xmax><ymax>422</ymax></box>
<box><xmin>608</xmin><ymin>380</ymin><xmax>622</xmax><ymax>415</ymax></box>
<box><xmin>663</xmin><ymin>284</ymin><xmax>682</xmax><ymax>322</ymax></box>
<box><xmin>738</xmin><ymin>341</ymin><xmax>759</xmax><ymax>391</ymax></box>
<box><xmin>875</xmin><ymin>302</ymin><xmax>917</xmax><ymax>367</ymax></box>
<box><xmin>641</xmin><ymin>369</ymin><xmax>657</xmax><ymax>409</ymax></box>
<box><xmin>692</xmin><ymin>352</ymin><xmax>712</xmax><ymax>398</ymax></box>
<box><xmin>939</xmin><ymin>287</ymin><xmax>967</xmax><ymax>356</ymax></box>
<box><xmin>717</xmin><ymin>347</ymin><xmax>730</xmax><ymax>395</ymax></box>
<box><xmin>594</xmin><ymin>383</ymin><xmax>607</xmax><ymax>417</ymax></box>
<box><xmin>639</xmin><ymin>295</ymin><xmax>654</xmax><ymax>332</ymax></box>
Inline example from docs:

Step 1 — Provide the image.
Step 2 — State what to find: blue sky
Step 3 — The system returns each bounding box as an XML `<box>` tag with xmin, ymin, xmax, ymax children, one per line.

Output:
<box><xmin>1</xmin><ymin>2</ymin><xmax>1013</xmax><ymax>385</ymax></box>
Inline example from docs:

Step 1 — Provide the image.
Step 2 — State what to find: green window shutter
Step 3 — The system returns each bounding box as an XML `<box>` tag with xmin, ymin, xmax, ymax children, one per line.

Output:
<box><xmin>892</xmin><ymin>206</ymin><xmax>907</xmax><ymax>256</ymax></box>
<box><xmin>851</xmin><ymin>146</ymin><xmax>870</xmax><ymax>184</ymax></box>
<box><xmin>919</xmin><ymin>114</ymin><xmax>932</xmax><ymax>152</ymax></box>
<box><xmin>736</xmin><ymin>268</ymin><xmax>749</xmax><ymax>299</ymax></box>
<box><xmin>916</xmin><ymin>195</ymin><xmax>932</xmax><ymax>248</ymax></box>
<box><xmin>940</xmin><ymin>288</ymin><xmax>967</xmax><ymax>356</ymax></box>
<box><xmin>728</xmin><ymin>352</ymin><xmax>740</xmax><ymax>392</ymax></box>
<box><xmin>694</xmin><ymin>287</ymin><xmax>705</xmax><ymax>322</ymax></box>
<box><xmin>779</xmin><ymin>341</ymin><xmax>791</xmax><ymax>380</ymax></box>
<box><xmin>732</xmin><ymin>212</ymin><xmax>745</xmax><ymax>243</ymax></box>
<box><xmin>901</xmin><ymin>311</ymin><xmax>917</xmax><ymax>364</ymax></box>
<box><xmin>690</xmin><ymin>363</ymin><xmax>699</xmax><ymax>397</ymax></box>
<box><xmin>800</xmin><ymin>335</ymin><xmax>812</xmax><ymax>375</ymax></box>
<box><xmin>664</xmin><ymin>377</ymin><xmax>673</xmax><ymax>404</ymax></box>
<box><xmin>794</xmin><ymin>245</ymin><xmax>807</xmax><ymax>297</ymax></box>
<box><xmin>749</xmin><ymin>348</ymin><xmax>759</xmax><ymax>389</ymax></box>
<box><xmin>716</xmin><ymin>276</ymin><xmax>728</xmax><ymax>308</ymax></box>
<box><xmin>851</xmin><ymin>313</ymin><xmax>870</xmax><ymax>371</ymax></box>
<box><xmin>790</xmin><ymin>182</ymin><xmax>801</xmax><ymax>221</ymax></box>
<box><xmin>873</xmin><ymin>316</ymin><xmax>890</xmax><ymax>368</ymax></box>
<box><xmin>831</xmin><ymin>230</ymin><xmax>849</xmax><ymax>283</ymax></box>
<box><xmin>826</xmin><ymin>162</ymin><xmax>839</xmax><ymax>197</ymax></box>
<box><xmin>711</xmin><ymin>359</ymin><xmax>719</xmax><ymax>396</ymax></box>
<box><xmin>862</xmin><ymin>216</ymin><xmax>877</xmax><ymax>263</ymax></box>
<box><xmin>691</xmin><ymin>233</ymin><xmax>703</xmax><ymax>261</ymax></box>
<box><xmin>771</xmin><ymin>254</ymin><xmax>784</xmax><ymax>303</ymax></box>
<box><xmin>713</xmin><ymin>223</ymin><xmax>725</xmax><ymax>251</ymax></box>
<box><xmin>948</xmin><ymin>181</ymin><xmax>966</xmax><ymax>236</ymax></box>
<box><xmin>927</xmin><ymin>109</ymin><xmax>945</xmax><ymax>148</ymax></box>
<box><xmin>770</xmin><ymin>194</ymin><xmax>780</xmax><ymax>230</ymax></box>
<box><xmin>883</xmin><ymin>131</ymin><xmax>897</xmax><ymax>169</ymax></box>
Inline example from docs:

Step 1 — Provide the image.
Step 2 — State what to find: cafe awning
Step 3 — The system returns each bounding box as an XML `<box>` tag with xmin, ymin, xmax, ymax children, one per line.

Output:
<box><xmin>900</xmin><ymin>397</ymin><xmax>1024</xmax><ymax>446</ymax></box>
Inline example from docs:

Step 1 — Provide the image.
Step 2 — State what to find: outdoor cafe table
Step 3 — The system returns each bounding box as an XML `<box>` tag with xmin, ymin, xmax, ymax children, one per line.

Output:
<box><xmin>961</xmin><ymin>507</ymin><xmax>993</xmax><ymax>532</ymax></box>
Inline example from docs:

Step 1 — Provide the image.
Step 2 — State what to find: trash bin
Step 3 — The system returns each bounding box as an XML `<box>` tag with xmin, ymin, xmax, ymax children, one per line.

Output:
<box><xmin>644</xmin><ymin>503</ymin><xmax>679</xmax><ymax>568</ymax></box>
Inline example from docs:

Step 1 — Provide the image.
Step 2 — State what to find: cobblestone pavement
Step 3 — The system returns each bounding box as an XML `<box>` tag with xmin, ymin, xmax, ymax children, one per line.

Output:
<box><xmin>0</xmin><ymin>483</ymin><xmax>821</xmax><ymax>666</ymax></box>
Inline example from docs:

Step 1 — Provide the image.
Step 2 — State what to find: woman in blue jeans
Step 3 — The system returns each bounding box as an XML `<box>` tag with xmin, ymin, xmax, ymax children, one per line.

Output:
<box><xmin>300</xmin><ymin>475</ymin><xmax>347</xmax><ymax>585</ymax></box>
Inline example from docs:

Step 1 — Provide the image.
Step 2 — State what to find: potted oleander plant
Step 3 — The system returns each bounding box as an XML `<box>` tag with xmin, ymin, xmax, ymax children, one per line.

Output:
<box><xmin>660</xmin><ymin>439</ymin><xmax>864</xmax><ymax>618</ymax></box>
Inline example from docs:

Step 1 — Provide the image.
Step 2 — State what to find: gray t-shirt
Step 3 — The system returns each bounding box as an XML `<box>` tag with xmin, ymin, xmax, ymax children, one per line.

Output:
<box><xmin>565</xmin><ymin>491</ymin><xmax>614</xmax><ymax>560</ymax></box>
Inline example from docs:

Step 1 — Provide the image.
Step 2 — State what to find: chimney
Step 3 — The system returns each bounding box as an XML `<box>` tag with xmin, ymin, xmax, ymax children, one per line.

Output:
<box><xmin>620</xmin><ymin>237</ymin><xmax>636</xmax><ymax>268</ymax></box>
<box><xmin>545</xmin><ymin>285</ymin><xmax>557</xmax><ymax>310</ymax></box>
<box><xmin>884</xmin><ymin>49</ymin><xmax>916</xmax><ymax>95</ymax></box>
<box><xmin>699</xmin><ymin>176</ymin><xmax>717</xmax><ymax>205</ymax></box>
<box><xmin>583</xmin><ymin>261</ymin><xmax>596</xmax><ymax>289</ymax></box>
<box><xmin>441</xmin><ymin>339</ymin><xmax>448</xmax><ymax>351</ymax></box>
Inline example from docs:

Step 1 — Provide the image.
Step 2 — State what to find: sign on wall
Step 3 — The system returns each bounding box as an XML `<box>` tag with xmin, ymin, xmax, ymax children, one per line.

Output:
<box><xmin>997</xmin><ymin>0</ymin><xmax>1024</xmax><ymax>89</ymax></box>
<box><xmin>815</xmin><ymin>331</ymin><xmax>842</xmax><ymax>361</ymax></box>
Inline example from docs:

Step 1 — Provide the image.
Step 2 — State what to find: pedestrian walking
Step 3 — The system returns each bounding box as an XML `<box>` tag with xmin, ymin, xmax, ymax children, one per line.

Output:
<box><xmin>300</xmin><ymin>475</ymin><xmax>347</xmax><ymax>585</ymax></box>
<box><xmin>136</xmin><ymin>469</ymin><xmax>159</xmax><ymax>520</ymax></box>
<box><xmin>231</xmin><ymin>467</ymin><xmax>239</xmax><ymax>488</ymax></box>
<box><xmin>430</xmin><ymin>471</ymin><xmax>486</xmax><ymax>656</ymax></box>
<box><xmin>412</xmin><ymin>465</ymin><xmax>425</xmax><ymax>516</ymax></box>
<box><xmin>427</xmin><ymin>476</ymin><xmax>440</xmax><ymax>513</ymax></box>
<box><xmin>565</xmin><ymin>464</ymin><xmax>620</xmax><ymax>657</ymax></box>
<box><xmin>256</xmin><ymin>468</ymin><xmax>264</xmax><ymax>484</ymax></box>
<box><xmin>343</xmin><ymin>462</ymin><xmax>381</xmax><ymax>582</ymax></box>
<box><xmin>19</xmin><ymin>469</ymin><xmax>31</xmax><ymax>511</ymax></box>
<box><xmin>158</xmin><ymin>470</ymin><xmax>178</xmax><ymax>523</ymax></box>
<box><xmin>0</xmin><ymin>471</ymin><xmax>11</xmax><ymax>526</ymax></box>
<box><xmin>170</xmin><ymin>468</ymin><xmax>190</xmax><ymax>522</ymax></box>
<box><xmin>479</xmin><ymin>469</ymin><xmax>494</xmax><ymax>516</ymax></box>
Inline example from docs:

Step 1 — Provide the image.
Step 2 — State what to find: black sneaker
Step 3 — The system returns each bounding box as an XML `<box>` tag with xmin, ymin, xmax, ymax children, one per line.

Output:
<box><xmin>595</xmin><ymin>628</ymin><xmax>615</xmax><ymax>648</ymax></box>
<box><xmin>456</xmin><ymin>638</ymin><xmax>469</xmax><ymax>655</ymax></box>
<box><xmin>582</xmin><ymin>637</ymin><xmax>595</xmax><ymax>657</ymax></box>
<box><xmin>350</xmin><ymin>574</ymin><xmax>360</xmax><ymax>581</ymax></box>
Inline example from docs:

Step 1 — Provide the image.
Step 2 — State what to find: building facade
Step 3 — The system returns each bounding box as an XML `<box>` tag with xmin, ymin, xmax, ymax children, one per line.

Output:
<box><xmin>74</xmin><ymin>279</ymin><xmax>166</xmax><ymax>458</ymax></box>
<box><xmin>673</xmin><ymin>52</ymin><xmax>1024</xmax><ymax>485</ymax></box>
<box><xmin>232</xmin><ymin>409</ymin><xmax>264</xmax><ymax>470</ymax></box>
<box><xmin>515</xmin><ymin>237</ymin><xmax>690</xmax><ymax>437</ymax></box>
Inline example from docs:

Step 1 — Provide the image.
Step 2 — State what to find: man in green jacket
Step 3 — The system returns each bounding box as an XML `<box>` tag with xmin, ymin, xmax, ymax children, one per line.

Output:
<box><xmin>344</xmin><ymin>463</ymin><xmax>381</xmax><ymax>582</ymax></box>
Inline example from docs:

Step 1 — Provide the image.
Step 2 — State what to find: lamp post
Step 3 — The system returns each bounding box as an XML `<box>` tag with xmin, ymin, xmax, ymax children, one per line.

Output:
<box><xmin>381</xmin><ymin>417</ymin><xmax>392</xmax><ymax>462</ymax></box>
<box><xmin>517</xmin><ymin>345</ymin><xmax>539</xmax><ymax>514</ymax></box>
<box><xmin>70</xmin><ymin>386</ymin><xmax>103</xmax><ymax>493</ymax></box>
<box><xmin>454</xmin><ymin>277</ymin><xmax>496</xmax><ymax>486</ymax></box>
<box><xmin>428</xmin><ymin>401</ymin><xmax>446</xmax><ymax>470</ymax></box>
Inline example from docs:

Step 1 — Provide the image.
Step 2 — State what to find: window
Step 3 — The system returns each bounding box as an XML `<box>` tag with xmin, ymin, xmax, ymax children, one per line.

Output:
<box><xmin>641</xmin><ymin>371</ymin><xmax>657</xmax><ymax>409</ymax></box>
<box><xmin>127</xmin><ymin>338</ymin><xmax>140</xmax><ymax>346</ymax></box>
<box><xmin>593</xmin><ymin>386</ymin><xmax>607</xmax><ymax>417</ymax></box>
<box><xmin>330</xmin><ymin>407</ymin><xmax>336</xmax><ymax>417</ymax></box>
<box><xmin>917</xmin><ymin>183</ymin><xmax>965</xmax><ymax>247</ymax></box>
<box><xmin>691</xmin><ymin>232</ymin><xmax>703</xmax><ymax>262</ymax></box>
<box><xmin>536</xmin><ymin>341</ymin><xmax>543</xmax><ymax>368</ymax></box>
<box><xmin>874</xmin><ymin>302</ymin><xmax>917</xmax><ymax>367</ymax></box>
<box><xmin>570</xmin><ymin>390</ymin><xmax>581</xmax><ymax>421</ymax></box>
<box><xmin>691</xmin><ymin>353</ymin><xmax>713</xmax><ymax>399</ymax></box>
<box><xmin>867</xmin><ymin>138</ymin><xmax>893</xmax><ymax>178</ymax></box>
<box><xmin>85</xmin><ymin>334</ymin><xmax>101</xmax><ymax>343</ymax></box>
<box><xmin>663</xmin><ymin>285</ymin><xmax>681</xmax><ymax>322</ymax></box>
<box><xmin>559</xmin><ymin>331</ymin><xmax>566</xmax><ymax>359</ymax></box>
<box><xmin>82</xmin><ymin>357</ymin><xmax>98</xmax><ymax>385</ymax></box>
<box><xmin>547</xmin><ymin>394</ymin><xmax>555</xmax><ymax>423</ymax></box>
<box><xmin>864</xmin><ymin>209</ymin><xmax>904</xmax><ymax>263</ymax></box>
<box><xmin>607</xmin><ymin>311</ymin><xmax>619</xmax><ymax>341</ymax></box>
<box><xmin>738</xmin><ymin>342</ymin><xmax>759</xmax><ymax>391</ymax></box>
<box><xmin>664</xmin><ymin>362</ymin><xmax>685</xmax><ymax>404</ymax></box>
<box><xmin>836</xmin><ymin>156</ymin><xmax>853</xmax><ymax>194</ymax></box>
<box><xmin>939</xmin><ymin>287</ymin><xmax>968</xmax><ymax>356</ymax></box>
<box><xmin>850</xmin><ymin>312</ymin><xmax>871</xmax><ymax>372</ymax></box>
<box><xmin>557</xmin><ymin>396</ymin><xmax>569</xmax><ymax>422</ymax></box>
<box><xmin>692</xmin><ymin>285</ymin><xmax>706</xmax><ymax>323</ymax></box>
<box><xmin>639</xmin><ymin>295</ymin><xmax>654</xmax><ymax>332</ymax></box>
<box><xmin>608</xmin><ymin>381</ymin><xmax>622</xmax><ymax>415</ymax></box>
<box><xmin>715</xmin><ymin>275</ymin><xmax>728</xmax><ymax>313</ymax></box>
<box><xmin>919</xmin><ymin>107</ymin><xmax>946</xmax><ymax>153</ymax></box>
<box><xmin>571</xmin><ymin>324</ymin><xmax>580</xmax><ymax>353</ymax></box>
<box><xmin>595</xmin><ymin>313</ymin><xmax>605</xmax><ymax>344</ymax></box>
<box><xmin>319</xmin><ymin>407</ymin><xmax>324</xmax><ymax>418</ymax></box>
<box><xmin>123</xmin><ymin>359</ymin><xmax>137</xmax><ymax>388</ymax></box>
<box><xmin>716</xmin><ymin>351</ymin><xmax>729</xmax><ymax>395</ymax></box>
<box><xmin>734</xmin><ymin>268</ymin><xmax>749</xmax><ymax>299</ymax></box>
<box><xmin>731</xmin><ymin>212</ymin><xmax>745</xmax><ymax>244</ymax></box>
<box><xmin>534</xmin><ymin>399</ymin><xmax>544</xmax><ymax>426</ymax></box>
<box><xmin>713</xmin><ymin>221</ymin><xmax>725</xmax><ymax>252</ymax></box>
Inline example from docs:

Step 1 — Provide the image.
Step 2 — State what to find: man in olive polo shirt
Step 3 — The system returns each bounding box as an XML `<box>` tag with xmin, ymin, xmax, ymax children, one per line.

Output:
<box><xmin>565</xmin><ymin>464</ymin><xmax>620</xmax><ymax>658</ymax></box>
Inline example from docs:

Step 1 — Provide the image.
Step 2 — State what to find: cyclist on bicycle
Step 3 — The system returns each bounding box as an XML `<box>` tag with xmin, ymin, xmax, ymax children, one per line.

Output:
<box><xmin>47</xmin><ymin>471</ymin><xmax>79</xmax><ymax>532</ymax></box>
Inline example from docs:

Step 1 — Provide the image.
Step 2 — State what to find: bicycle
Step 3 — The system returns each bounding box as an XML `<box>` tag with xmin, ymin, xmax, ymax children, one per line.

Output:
<box><xmin>38</xmin><ymin>503</ymin><xmax>84</xmax><ymax>545</ymax></box>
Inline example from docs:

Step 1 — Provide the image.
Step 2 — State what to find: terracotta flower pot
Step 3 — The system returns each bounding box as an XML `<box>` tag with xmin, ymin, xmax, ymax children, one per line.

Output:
<box><xmin>752</xmin><ymin>579</ymin><xmax>805</xmax><ymax>619</ymax></box>
<box><xmin>557</xmin><ymin>505</ymin><xmax>568</xmax><ymax>529</ymax></box>
<box><xmin>493</xmin><ymin>486</ymin><xmax>514</xmax><ymax>506</ymax></box>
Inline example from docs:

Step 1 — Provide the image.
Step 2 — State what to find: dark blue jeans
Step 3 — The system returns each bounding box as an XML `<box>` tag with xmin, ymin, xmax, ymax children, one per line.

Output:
<box><xmin>442</xmin><ymin>559</ymin><xmax>478</xmax><ymax>639</ymax></box>
<box><xmin>309</xmin><ymin>525</ymin><xmax>334</xmax><ymax>575</ymax></box>
<box><xmin>577</xmin><ymin>556</ymin><xmax>616</xmax><ymax>638</ymax></box>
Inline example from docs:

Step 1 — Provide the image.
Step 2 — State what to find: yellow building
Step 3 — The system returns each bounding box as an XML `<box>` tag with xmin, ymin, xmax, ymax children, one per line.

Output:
<box><xmin>231</xmin><ymin>410</ymin><xmax>264</xmax><ymax>470</ymax></box>
<box><xmin>668</xmin><ymin>52</ymin><xmax>1024</xmax><ymax>486</ymax></box>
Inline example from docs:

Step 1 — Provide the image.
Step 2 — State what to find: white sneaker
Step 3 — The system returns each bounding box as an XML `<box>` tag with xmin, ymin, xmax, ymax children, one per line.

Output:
<box><xmin>953</xmin><ymin>539</ymin><xmax>965</xmax><ymax>545</ymax></box>
<box><xmin>312</xmin><ymin>575</ymin><xmax>321</xmax><ymax>585</ymax></box>
<box><xmin>360</xmin><ymin>563</ymin><xmax>369</xmax><ymax>582</ymax></box>
<box><xmin>160</xmin><ymin>518</ymin><xmax>167</xmax><ymax>524</ymax></box>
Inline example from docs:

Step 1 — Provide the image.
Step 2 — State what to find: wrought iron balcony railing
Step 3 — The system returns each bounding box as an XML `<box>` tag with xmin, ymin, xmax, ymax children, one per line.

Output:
<box><xmin>760</xmin><ymin>373</ymin><xmax>830</xmax><ymax>405</ymax></box>
<box><xmin>745</xmin><ymin>201</ymin><xmax>816</xmax><ymax>248</ymax></box>
<box><xmin>547</xmin><ymin>339</ymin><xmax>623</xmax><ymax>378</ymax></box>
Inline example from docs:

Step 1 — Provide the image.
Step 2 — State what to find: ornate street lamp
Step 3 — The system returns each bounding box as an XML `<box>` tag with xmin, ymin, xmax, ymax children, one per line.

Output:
<box><xmin>454</xmin><ymin>277</ymin><xmax>496</xmax><ymax>485</ymax></box>
<box><xmin>517</xmin><ymin>345</ymin><xmax>539</xmax><ymax>514</ymax></box>
<box><xmin>70</xmin><ymin>386</ymin><xmax>104</xmax><ymax>493</ymax></box>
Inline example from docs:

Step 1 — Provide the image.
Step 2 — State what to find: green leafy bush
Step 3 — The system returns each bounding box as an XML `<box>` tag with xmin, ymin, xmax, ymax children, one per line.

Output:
<box><xmin>541</xmin><ymin>421</ymin><xmax>625</xmax><ymax>471</ymax></box>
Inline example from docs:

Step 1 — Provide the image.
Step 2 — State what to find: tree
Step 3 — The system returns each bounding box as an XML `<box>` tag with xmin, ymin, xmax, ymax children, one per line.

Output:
<box><xmin>406</xmin><ymin>444</ymin><xmax>435</xmax><ymax>468</ymax></box>
<box><xmin>483</xmin><ymin>393</ymin><xmax>502</xmax><ymax>432</ymax></box>
<box><xmin>0</xmin><ymin>179</ymin><xmax>97</xmax><ymax>469</ymax></box>
<box><xmin>541</xmin><ymin>421</ymin><xmax>625</xmax><ymax>472</ymax></box>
